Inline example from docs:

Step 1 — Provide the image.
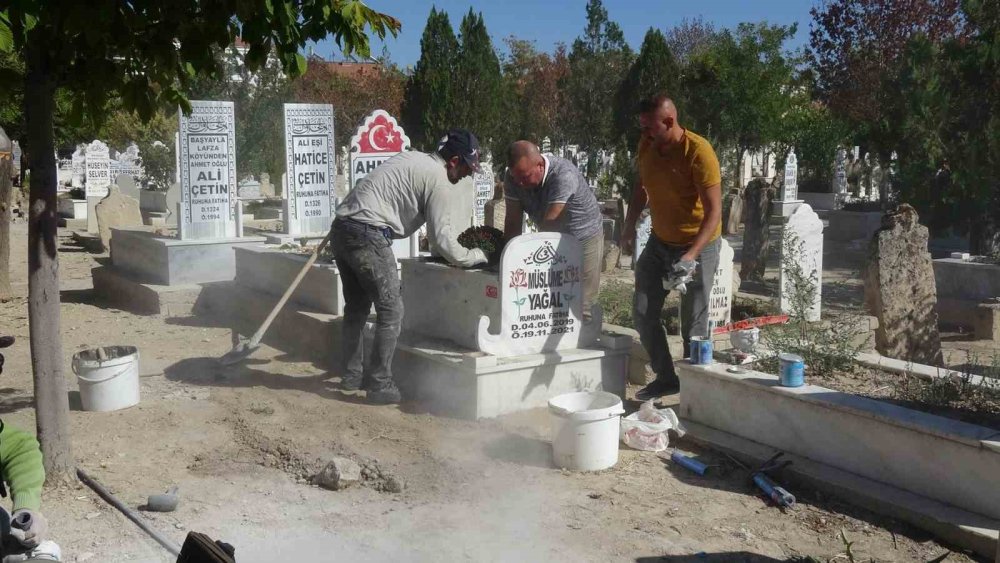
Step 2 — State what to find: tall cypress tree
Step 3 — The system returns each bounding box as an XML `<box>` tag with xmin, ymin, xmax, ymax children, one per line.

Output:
<box><xmin>401</xmin><ymin>7</ymin><xmax>458</xmax><ymax>149</ymax></box>
<box><xmin>562</xmin><ymin>0</ymin><xmax>634</xmax><ymax>159</ymax></box>
<box><xmin>613</xmin><ymin>28</ymin><xmax>679</xmax><ymax>148</ymax></box>
<box><xmin>453</xmin><ymin>9</ymin><xmax>505</xmax><ymax>161</ymax></box>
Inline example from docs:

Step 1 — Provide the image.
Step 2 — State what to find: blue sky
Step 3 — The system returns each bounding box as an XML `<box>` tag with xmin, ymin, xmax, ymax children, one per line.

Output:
<box><xmin>312</xmin><ymin>0</ymin><xmax>817</xmax><ymax>67</ymax></box>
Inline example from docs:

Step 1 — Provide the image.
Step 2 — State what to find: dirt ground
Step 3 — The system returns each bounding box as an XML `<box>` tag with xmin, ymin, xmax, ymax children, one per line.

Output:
<box><xmin>0</xmin><ymin>221</ymin><xmax>989</xmax><ymax>562</ymax></box>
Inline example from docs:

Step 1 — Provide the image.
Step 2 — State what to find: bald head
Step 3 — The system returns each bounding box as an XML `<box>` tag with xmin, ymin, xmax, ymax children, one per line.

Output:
<box><xmin>507</xmin><ymin>140</ymin><xmax>546</xmax><ymax>189</ymax></box>
<box><xmin>639</xmin><ymin>93</ymin><xmax>683</xmax><ymax>146</ymax></box>
<box><xmin>507</xmin><ymin>140</ymin><xmax>541</xmax><ymax>168</ymax></box>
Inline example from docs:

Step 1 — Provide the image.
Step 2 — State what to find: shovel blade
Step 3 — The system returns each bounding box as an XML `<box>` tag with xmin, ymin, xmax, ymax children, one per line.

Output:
<box><xmin>217</xmin><ymin>338</ymin><xmax>259</xmax><ymax>366</ymax></box>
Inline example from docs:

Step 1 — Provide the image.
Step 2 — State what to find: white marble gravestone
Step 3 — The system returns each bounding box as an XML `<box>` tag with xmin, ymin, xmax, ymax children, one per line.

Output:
<box><xmin>780</xmin><ymin>203</ymin><xmax>824</xmax><ymax>322</ymax></box>
<box><xmin>85</xmin><ymin>140</ymin><xmax>111</xmax><ymax>232</ymax></box>
<box><xmin>472</xmin><ymin>164</ymin><xmax>495</xmax><ymax>226</ymax></box>
<box><xmin>477</xmin><ymin>233</ymin><xmax>600</xmax><ymax>357</ymax></box>
<box><xmin>541</xmin><ymin>137</ymin><xmax>551</xmax><ymax>153</ymax></box>
<box><xmin>283</xmin><ymin>103</ymin><xmax>335</xmax><ymax>235</ymax></box>
<box><xmin>164</xmin><ymin>182</ymin><xmax>181</xmax><ymax>227</ymax></box>
<box><xmin>114</xmin><ymin>143</ymin><xmax>143</xmax><ymax>181</ymax></box>
<box><xmin>708</xmin><ymin>238</ymin><xmax>735</xmax><ymax>331</ymax></box>
<box><xmin>632</xmin><ymin>211</ymin><xmax>652</xmax><ymax>268</ymax></box>
<box><xmin>773</xmin><ymin>148</ymin><xmax>803</xmax><ymax>219</ymax></box>
<box><xmin>177</xmin><ymin>101</ymin><xmax>237</xmax><ymax>240</ymax></box>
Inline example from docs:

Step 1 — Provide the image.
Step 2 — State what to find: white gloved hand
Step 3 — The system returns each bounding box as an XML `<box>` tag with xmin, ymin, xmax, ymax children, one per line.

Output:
<box><xmin>11</xmin><ymin>509</ymin><xmax>47</xmax><ymax>548</ymax></box>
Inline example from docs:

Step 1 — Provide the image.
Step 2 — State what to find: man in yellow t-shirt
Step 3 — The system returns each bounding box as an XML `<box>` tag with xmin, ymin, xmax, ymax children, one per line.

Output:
<box><xmin>621</xmin><ymin>93</ymin><xmax>723</xmax><ymax>401</ymax></box>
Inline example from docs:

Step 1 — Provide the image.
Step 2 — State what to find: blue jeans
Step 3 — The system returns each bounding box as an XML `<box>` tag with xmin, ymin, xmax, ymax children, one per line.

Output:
<box><xmin>331</xmin><ymin>218</ymin><xmax>403</xmax><ymax>391</ymax></box>
<box><xmin>633</xmin><ymin>236</ymin><xmax>721</xmax><ymax>386</ymax></box>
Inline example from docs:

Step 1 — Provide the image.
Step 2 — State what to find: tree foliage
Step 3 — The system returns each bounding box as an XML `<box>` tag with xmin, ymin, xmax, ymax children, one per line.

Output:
<box><xmin>500</xmin><ymin>38</ymin><xmax>570</xmax><ymax>145</ymax></box>
<box><xmin>453</xmin><ymin>9</ymin><xmax>506</xmax><ymax>161</ymax></box>
<box><xmin>401</xmin><ymin>7</ymin><xmax>458</xmax><ymax>149</ymax></box>
<box><xmin>293</xmin><ymin>55</ymin><xmax>405</xmax><ymax>149</ymax></box>
<box><xmin>613</xmin><ymin>28</ymin><xmax>679</xmax><ymax>148</ymax></box>
<box><xmin>561</xmin><ymin>0</ymin><xmax>634</xmax><ymax>157</ymax></box>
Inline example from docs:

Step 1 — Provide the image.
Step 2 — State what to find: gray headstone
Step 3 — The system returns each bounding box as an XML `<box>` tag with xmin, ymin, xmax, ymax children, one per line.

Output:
<box><xmin>259</xmin><ymin>172</ymin><xmax>275</xmax><ymax>198</ymax></box>
<box><xmin>95</xmin><ymin>185</ymin><xmax>143</xmax><ymax>252</ymax></box>
<box><xmin>863</xmin><ymin>205</ymin><xmax>942</xmax><ymax>364</ymax></box>
<box><xmin>780</xmin><ymin>203</ymin><xmax>824</xmax><ymax>322</ymax></box>
<box><xmin>178</xmin><ymin>100</ymin><xmax>237</xmax><ymax>240</ymax></box>
<box><xmin>115</xmin><ymin>174</ymin><xmax>140</xmax><ymax>201</ymax></box>
<box><xmin>238</xmin><ymin>176</ymin><xmax>261</xmax><ymax>199</ymax></box>
<box><xmin>740</xmin><ymin>179</ymin><xmax>774</xmax><ymax>281</ymax></box>
<box><xmin>484</xmin><ymin>198</ymin><xmax>506</xmax><ymax>229</ymax></box>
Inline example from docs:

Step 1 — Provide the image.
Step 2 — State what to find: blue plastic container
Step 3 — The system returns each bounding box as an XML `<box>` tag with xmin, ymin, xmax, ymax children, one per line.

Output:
<box><xmin>689</xmin><ymin>337</ymin><xmax>713</xmax><ymax>365</ymax></box>
<box><xmin>779</xmin><ymin>353</ymin><xmax>805</xmax><ymax>387</ymax></box>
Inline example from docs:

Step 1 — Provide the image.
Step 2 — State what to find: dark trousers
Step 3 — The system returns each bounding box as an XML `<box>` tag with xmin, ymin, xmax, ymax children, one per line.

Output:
<box><xmin>633</xmin><ymin>236</ymin><xmax>721</xmax><ymax>386</ymax></box>
<box><xmin>331</xmin><ymin>218</ymin><xmax>403</xmax><ymax>391</ymax></box>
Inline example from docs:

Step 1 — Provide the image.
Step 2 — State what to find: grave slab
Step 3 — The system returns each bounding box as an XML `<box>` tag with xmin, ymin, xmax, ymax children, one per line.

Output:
<box><xmin>234</xmin><ymin>246</ymin><xmax>345</xmax><ymax>315</ymax></box>
<box><xmin>108</xmin><ymin>227</ymin><xmax>266</xmax><ymax>285</ymax></box>
<box><xmin>91</xmin><ymin>266</ymin><xmax>203</xmax><ymax>317</ymax></box>
<box><xmin>677</xmin><ymin>361</ymin><xmax>1000</xmax><ymax>522</ymax></box>
<box><xmin>395</xmin><ymin>333</ymin><xmax>631</xmax><ymax>420</ymax></box>
<box><xmin>400</xmin><ymin>259</ymin><xmax>499</xmax><ymax>351</ymax></box>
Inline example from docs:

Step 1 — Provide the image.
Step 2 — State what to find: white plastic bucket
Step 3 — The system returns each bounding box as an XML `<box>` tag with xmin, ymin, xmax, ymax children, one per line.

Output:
<box><xmin>548</xmin><ymin>391</ymin><xmax>625</xmax><ymax>471</ymax></box>
<box><xmin>72</xmin><ymin>346</ymin><xmax>140</xmax><ymax>412</ymax></box>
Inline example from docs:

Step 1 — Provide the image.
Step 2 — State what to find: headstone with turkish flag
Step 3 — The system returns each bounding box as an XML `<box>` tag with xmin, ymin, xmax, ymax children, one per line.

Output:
<box><xmin>348</xmin><ymin>109</ymin><xmax>411</xmax><ymax>190</ymax></box>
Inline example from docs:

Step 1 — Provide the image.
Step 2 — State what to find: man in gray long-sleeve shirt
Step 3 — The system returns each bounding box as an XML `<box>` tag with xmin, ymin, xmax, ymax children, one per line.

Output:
<box><xmin>331</xmin><ymin>129</ymin><xmax>487</xmax><ymax>404</ymax></box>
<box><xmin>503</xmin><ymin>140</ymin><xmax>604</xmax><ymax>320</ymax></box>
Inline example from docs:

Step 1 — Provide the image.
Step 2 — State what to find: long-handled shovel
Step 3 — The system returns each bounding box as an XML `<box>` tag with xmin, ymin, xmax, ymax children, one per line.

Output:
<box><xmin>218</xmin><ymin>231</ymin><xmax>332</xmax><ymax>366</ymax></box>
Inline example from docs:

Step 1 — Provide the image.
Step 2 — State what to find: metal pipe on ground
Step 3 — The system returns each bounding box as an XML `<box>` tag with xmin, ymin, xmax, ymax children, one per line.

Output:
<box><xmin>76</xmin><ymin>467</ymin><xmax>182</xmax><ymax>557</ymax></box>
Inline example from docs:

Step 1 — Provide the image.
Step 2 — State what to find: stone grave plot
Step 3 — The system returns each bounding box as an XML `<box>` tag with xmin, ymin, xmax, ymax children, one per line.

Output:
<box><xmin>394</xmin><ymin>232</ymin><xmax>631</xmax><ymax>420</ymax></box>
<box><xmin>934</xmin><ymin>251</ymin><xmax>1000</xmax><ymax>342</ymax></box>
<box><xmin>676</xmin><ymin>358</ymin><xmax>1000</xmax><ymax>560</ymax></box>
<box><xmin>91</xmin><ymin>101</ymin><xmax>266</xmax><ymax>316</ymax></box>
<box><xmin>771</xmin><ymin>147</ymin><xmax>802</xmax><ymax>221</ymax></box>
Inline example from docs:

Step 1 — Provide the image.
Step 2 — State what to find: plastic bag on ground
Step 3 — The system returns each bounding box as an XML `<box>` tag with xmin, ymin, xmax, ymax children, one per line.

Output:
<box><xmin>619</xmin><ymin>400</ymin><xmax>687</xmax><ymax>452</ymax></box>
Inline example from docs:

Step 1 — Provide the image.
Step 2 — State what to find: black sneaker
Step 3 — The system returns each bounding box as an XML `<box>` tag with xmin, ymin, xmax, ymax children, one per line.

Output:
<box><xmin>635</xmin><ymin>379</ymin><xmax>680</xmax><ymax>401</ymax></box>
<box><xmin>367</xmin><ymin>386</ymin><xmax>402</xmax><ymax>405</ymax></box>
<box><xmin>339</xmin><ymin>375</ymin><xmax>363</xmax><ymax>391</ymax></box>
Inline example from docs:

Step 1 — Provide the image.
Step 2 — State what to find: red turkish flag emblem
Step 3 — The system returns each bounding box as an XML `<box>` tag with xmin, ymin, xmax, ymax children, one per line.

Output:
<box><xmin>356</xmin><ymin>113</ymin><xmax>406</xmax><ymax>153</ymax></box>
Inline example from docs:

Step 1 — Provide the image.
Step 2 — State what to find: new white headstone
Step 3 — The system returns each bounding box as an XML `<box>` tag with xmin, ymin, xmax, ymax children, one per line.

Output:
<box><xmin>283</xmin><ymin>103</ymin><xmax>335</xmax><ymax>235</ymax></box>
<box><xmin>178</xmin><ymin>101</ymin><xmax>237</xmax><ymax>240</ymax></box>
<box><xmin>708</xmin><ymin>238</ymin><xmax>735</xmax><ymax>331</ymax></box>
<box><xmin>473</xmin><ymin>164</ymin><xmax>495</xmax><ymax>226</ymax></box>
<box><xmin>780</xmin><ymin>203</ymin><xmax>824</xmax><ymax>322</ymax></box>
<box><xmin>633</xmin><ymin>211</ymin><xmax>652</xmax><ymax>268</ymax></box>
<box><xmin>11</xmin><ymin>141</ymin><xmax>21</xmax><ymax>176</ymax></box>
<box><xmin>477</xmin><ymin>233</ymin><xmax>600</xmax><ymax>357</ymax></box>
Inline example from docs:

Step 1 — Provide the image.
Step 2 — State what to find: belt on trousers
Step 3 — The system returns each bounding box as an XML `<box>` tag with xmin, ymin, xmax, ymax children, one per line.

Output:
<box><xmin>336</xmin><ymin>217</ymin><xmax>395</xmax><ymax>239</ymax></box>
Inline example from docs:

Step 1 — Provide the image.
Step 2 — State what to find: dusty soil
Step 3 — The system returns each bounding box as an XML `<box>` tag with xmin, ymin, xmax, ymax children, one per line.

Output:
<box><xmin>0</xmin><ymin>222</ymin><xmax>988</xmax><ymax>562</ymax></box>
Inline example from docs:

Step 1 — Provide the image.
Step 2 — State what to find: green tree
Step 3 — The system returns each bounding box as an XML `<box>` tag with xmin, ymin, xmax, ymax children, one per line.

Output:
<box><xmin>613</xmin><ymin>28</ymin><xmax>679</xmax><ymax>149</ymax></box>
<box><xmin>293</xmin><ymin>54</ymin><xmax>406</xmax><ymax>143</ymax></box>
<box><xmin>808</xmin><ymin>0</ymin><xmax>967</xmax><ymax>208</ymax></box>
<box><xmin>665</xmin><ymin>17</ymin><xmax>718</xmax><ymax>64</ymax></box>
<box><xmin>561</xmin><ymin>0</ymin><xmax>634</xmax><ymax>163</ymax></box>
<box><xmin>893</xmin><ymin>0</ymin><xmax>1000</xmax><ymax>254</ymax></box>
<box><xmin>401</xmin><ymin>7</ymin><xmax>458</xmax><ymax>150</ymax></box>
<box><xmin>453</xmin><ymin>9</ymin><xmax>506</xmax><ymax>161</ymax></box>
<box><xmin>500</xmin><ymin>37</ymin><xmax>570</xmax><ymax>145</ymax></box>
<box><xmin>0</xmin><ymin>0</ymin><xmax>398</xmax><ymax>476</ymax></box>
<box><xmin>683</xmin><ymin>23</ymin><xmax>799</xmax><ymax>185</ymax></box>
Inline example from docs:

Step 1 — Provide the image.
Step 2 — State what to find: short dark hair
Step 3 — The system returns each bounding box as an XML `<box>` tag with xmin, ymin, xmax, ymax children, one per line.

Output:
<box><xmin>638</xmin><ymin>93</ymin><xmax>673</xmax><ymax>114</ymax></box>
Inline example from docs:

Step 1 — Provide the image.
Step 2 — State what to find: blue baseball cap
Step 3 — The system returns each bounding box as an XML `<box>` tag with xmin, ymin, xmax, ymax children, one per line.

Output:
<box><xmin>438</xmin><ymin>129</ymin><xmax>482</xmax><ymax>172</ymax></box>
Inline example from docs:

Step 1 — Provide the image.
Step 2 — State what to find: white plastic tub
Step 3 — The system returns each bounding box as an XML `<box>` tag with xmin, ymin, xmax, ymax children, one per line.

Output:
<box><xmin>72</xmin><ymin>346</ymin><xmax>140</xmax><ymax>412</ymax></box>
<box><xmin>548</xmin><ymin>391</ymin><xmax>624</xmax><ymax>471</ymax></box>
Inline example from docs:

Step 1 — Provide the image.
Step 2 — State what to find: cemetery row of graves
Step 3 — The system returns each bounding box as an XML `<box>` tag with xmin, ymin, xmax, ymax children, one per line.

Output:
<box><xmin>26</xmin><ymin>95</ymin><xmax>996</xmax><ymax>560</ymax></box>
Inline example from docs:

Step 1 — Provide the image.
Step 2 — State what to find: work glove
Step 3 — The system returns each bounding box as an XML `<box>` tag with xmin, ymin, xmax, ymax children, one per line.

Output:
<box><xmin>664</xmin><ymin>259</ymin><xmax>698</xmax><ymax>294</ymax></box>
<box><xmin>11</xmin><ymin>509</ymin><xmax>47</xmax><ymax>548</ymax></box>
